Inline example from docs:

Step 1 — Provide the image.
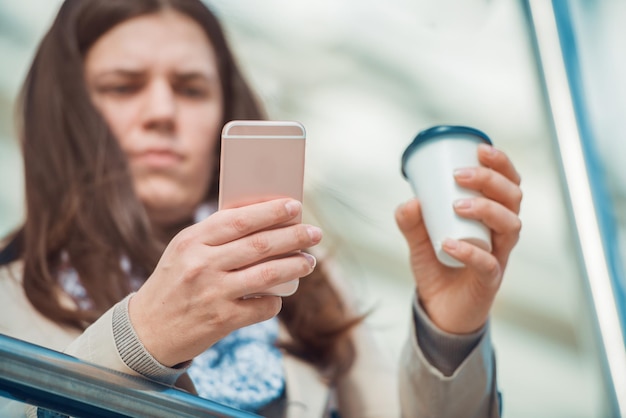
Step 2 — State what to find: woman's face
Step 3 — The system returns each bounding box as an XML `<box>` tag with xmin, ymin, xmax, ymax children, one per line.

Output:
<box><xmin>84</xmin><ymin>10</ymin><xmax>223</xmax><ymax>228</ymax></box>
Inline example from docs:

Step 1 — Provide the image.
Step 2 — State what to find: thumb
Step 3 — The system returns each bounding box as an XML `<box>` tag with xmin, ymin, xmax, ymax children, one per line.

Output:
<box><xmin>395</xmin><ymin>198</ymin><xmax>430</xmax><ymax>247</ymax></box>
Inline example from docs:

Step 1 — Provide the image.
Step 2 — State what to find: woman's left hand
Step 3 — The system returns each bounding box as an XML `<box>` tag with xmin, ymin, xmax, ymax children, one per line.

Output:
<box><xmin>395</xmin><ymin>143</ymin><xmax>522</xmax><ymax>334</ymax></box>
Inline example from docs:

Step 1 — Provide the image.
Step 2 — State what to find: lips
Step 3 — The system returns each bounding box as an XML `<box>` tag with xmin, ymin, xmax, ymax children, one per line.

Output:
<box><xmin>130</xmin><ymin>148</ymin><xmax>183</xmax><ymax>168</ymax></box>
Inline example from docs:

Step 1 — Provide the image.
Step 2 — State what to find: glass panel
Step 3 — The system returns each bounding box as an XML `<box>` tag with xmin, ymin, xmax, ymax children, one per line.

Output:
<box><xmin>525</xmin><ymin>0</ymin><xmax>626</xmax><ymax>415</ymax></box>
<box><xmin>564</xmin><ymin>0</ymin><xmax>626</xmax><ymax>323</ymax></box>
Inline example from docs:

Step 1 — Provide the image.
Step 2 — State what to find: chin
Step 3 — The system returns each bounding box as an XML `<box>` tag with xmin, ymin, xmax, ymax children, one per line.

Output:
<box><xmin>141</xmin><ymin>195</ymin><xmax>198</xmax><ymax>227</ymax></box>
<box><xmin>136</xmin><ymin>180</ymin><xmax>205</xmax><ymax>227</ymax></box>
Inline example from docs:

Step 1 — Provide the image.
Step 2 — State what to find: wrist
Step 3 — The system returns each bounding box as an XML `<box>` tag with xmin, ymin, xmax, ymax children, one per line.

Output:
<box><xmin>114</xmin><ymin>294</ymin><xmax>190</xmax><ymax>383</ymax></box>
<box><xmin>413</xmin><ymin>297</ymin><xmax>487</xmax><ymax>375</ymax></box>
<box><xmin>417</xmin><ymin>291</ymin><xmax>489</xmax><ymax>334</ymax></box>
<box><xmin>127</xmin><ymin>292</ymin><xmax>175</xmax><ymax>367</ymax></box>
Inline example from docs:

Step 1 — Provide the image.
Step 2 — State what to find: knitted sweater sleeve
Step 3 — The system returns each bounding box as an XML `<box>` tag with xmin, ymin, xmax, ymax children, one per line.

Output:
<box><xmin>64</xmin><ymin>294</ymin><xmax>190</xmax><ymax>386</ymax></box>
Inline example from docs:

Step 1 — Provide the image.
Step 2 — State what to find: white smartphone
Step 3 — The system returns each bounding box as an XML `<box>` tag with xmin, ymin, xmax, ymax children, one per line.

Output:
<box><xmin>218</xmin><ymin>120</ymin><xmax>307</xmax><ymax>297</ymax></box>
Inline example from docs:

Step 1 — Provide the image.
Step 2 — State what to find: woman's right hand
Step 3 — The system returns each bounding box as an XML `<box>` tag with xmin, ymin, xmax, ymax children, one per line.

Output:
<box><xmin>128</xmin><ymin>198</ymin><xmax>321</xmax><ymax>367</ymax></box>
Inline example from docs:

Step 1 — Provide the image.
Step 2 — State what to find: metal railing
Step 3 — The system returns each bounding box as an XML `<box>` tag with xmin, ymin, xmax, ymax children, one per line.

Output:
<box><xmin>0</xmin><ymin>334</ymin><xmax>261</xmax><ymax>418</ymax></box>
<box><xmin>524</xmin><ymin>0</ymin><xmax>626</xmax><ymax>416</ymax></box>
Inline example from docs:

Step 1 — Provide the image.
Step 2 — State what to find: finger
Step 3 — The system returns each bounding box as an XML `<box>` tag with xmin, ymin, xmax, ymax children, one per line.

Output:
<box><xmin>233</xmin><ymin>296</ymin><xmax>284</xmax><ymax>325</ymax></box>
<box><xmin>199</xmin><ymin>198</ymin><xmax>303</xmax><ymax>246</ymax></box>
<box><xmin>226</xmin><ymin>252</ymin><xmax>317</xmax><ymax>299</ymax></box>
<box><xmin>477</xmin><ymin>143</ymin><xmax>521</xmax><ymax>186</ymax></box>
<box><xmin>454</xmin><ymin>166</ymin><xmax>523</xmax><ymax>214</ymax></box>
<box><xmin>453</xmin><ymin>197</ymin><xmax>522</xmax><ymax>237</ymax></box>
<box><xmin>441</xmin><ymin>239</ymin><xmax>502</xmax><ymax>290</ymax></box>
<box><xmin>394</xmin><ymin>198</ymin><xmax>431</xmax><ymax>247</ymax></box>
<box><xmin>215</xmin><ymin>224</ymin><xmax>322</xmax><ymax>271</ymax></box>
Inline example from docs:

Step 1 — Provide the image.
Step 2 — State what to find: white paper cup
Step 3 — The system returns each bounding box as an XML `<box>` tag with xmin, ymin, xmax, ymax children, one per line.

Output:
<box><xmin>401</xmin><ymin>125</ymin><xmax>493</xmax><ymax>268</ymax></box>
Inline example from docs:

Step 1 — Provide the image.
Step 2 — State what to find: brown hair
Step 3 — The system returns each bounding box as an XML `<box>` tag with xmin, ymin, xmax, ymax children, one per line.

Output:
<box><xmin>6</xmin><ymin>0</ymin><xmax>361</xmax><ymax>382</ymax></box>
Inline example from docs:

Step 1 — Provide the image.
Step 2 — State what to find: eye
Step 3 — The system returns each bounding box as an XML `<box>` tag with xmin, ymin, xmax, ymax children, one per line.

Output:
<box><xmin>176</xmin><ymin>85</ymin><xmax>209</xmax><ymax>98</ymax></box>
<box><xmin>97</xmin><ymin>84</ymin><xmax>140</xmax><ymax>96</ymax></box>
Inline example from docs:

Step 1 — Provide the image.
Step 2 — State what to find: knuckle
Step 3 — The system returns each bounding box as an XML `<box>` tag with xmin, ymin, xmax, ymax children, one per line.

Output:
<box><xmin>484</xmin><ymin>258</ymin><xmax>500</xmax><ymax>278</ymax></box>
<box><xmin>180</xmin><ymin>259</ymin><xmax>205</xmax><ymax>283</ymax></box>
<box><xmin>295</xmin><ymin>225</ymin><xmax>310</xmax><ymax>244</ymax></box>
<box><xmin>512</xmin><ymin>187</ymin><xmax>523</xmax><ymax>205</ymax></box>
<box><xmin>475</xmin><ymin>197</ymin><xmax>488</xmax><ymax>213</ymax></box>
<box><xmin>173</xmin><ymin>230</ymin><xmax>195</xmax><ymax>252</ymax></box>
<box><xmin>259</xmin><ymin>265</ymin><xmax>279</xmax><ymax>286</ymax></box>
<box><xmin>273</xmin><ymin>201</ymin><xmax>288</xmax><ymax>220</ymax></box>
<box><xmin>208</xmin><ymin>310</ymin><xmax>231</xmax><ymax>335</ymax></box>
<box><xmin>477</xmin><ymin>166</ymin><xmax>492</xmax><ymax>181</ymax></box>
<box><xmin>230</xmin><ymin>214</ymin><xmax>251</xmax><ymax>234</ymax></box>
<box><xmin>467</xmin><ymin>198</ymin><xmax>487</xmax><ymax>217</ymax></box>
<box><xmin>250</xmin><ymin>234</ymin><xmax>271</xmax><ymax>255</ymax></box>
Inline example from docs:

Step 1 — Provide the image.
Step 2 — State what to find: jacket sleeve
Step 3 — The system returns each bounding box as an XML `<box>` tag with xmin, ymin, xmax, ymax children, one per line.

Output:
<box><xmin>62</xmin><ymin>304</ymin><xmax>138</xmax><ymax>375</ymax></box>
<box><xmin>0</xmin><ymin>299</ymin><xmax>169</xmax><ymax>418</ymax></box>
<box><xmin>398</xmin><ymin>297</ymin><xmax>501</xmax><ymax>418</ymax></box>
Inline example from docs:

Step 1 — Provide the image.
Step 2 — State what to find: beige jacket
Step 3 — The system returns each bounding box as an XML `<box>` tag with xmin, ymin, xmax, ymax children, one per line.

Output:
<box><xmin>0</xmin><ymin>261</ymin><xmax>499</xmax><ymax>417</ymax></box>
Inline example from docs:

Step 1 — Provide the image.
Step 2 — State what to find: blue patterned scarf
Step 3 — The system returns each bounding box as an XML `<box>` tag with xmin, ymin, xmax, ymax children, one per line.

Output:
<box><xmin>187</xmin><ymin>317</ymin><xmax>285</xmax><ymax>410</ymax></box>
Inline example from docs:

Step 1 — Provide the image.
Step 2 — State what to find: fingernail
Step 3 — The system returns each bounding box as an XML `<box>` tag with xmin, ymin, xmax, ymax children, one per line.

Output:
<box><xmin>443</xmin><ymin>238</ymin><xmax>458</xmax><ymax>250</ymax></box>
<box><xmin>285</xmin><ymin>200</ymin><xmax>302</xmax><ymax>217</ymax></box>
<box><xmin>454</xmin><ymin>199</ymin><xmax>472</xmax><ymax>209</ymax></box>
<box><xmin>307</xmin><ymin>226</ymin><xmax>322</xmax><ymax>242</ymax></box>
<box><xmin>303</xmin><ymin>252</ymin><xmax>317</xmax><ymax>269</ymax></box>
<box><xmin>454</xmin><ymin>168</ymin><xmax>474</xmax><ymax>179</ymax></box>
<box><xmin>479</xmin><ymin>143</ymin><xmax>496</xmax><ymax>155</ymax></box>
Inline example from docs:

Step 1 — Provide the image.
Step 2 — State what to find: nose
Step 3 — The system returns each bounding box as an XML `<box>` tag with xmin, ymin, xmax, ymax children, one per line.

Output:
<box><xmin>141</xmin><ymin>79</ymin><xmax>176</xmax><ymax>135</ymax></box>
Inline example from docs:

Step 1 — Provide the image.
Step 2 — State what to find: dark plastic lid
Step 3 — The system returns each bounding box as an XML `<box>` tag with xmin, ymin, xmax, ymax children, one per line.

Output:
<box><xmin>401</xmin><ymin>125</ymin><xmax>492</xmax><ymax>179</ymax></box>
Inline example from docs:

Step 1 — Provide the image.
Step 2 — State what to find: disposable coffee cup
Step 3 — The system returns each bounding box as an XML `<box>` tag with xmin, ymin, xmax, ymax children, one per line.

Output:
<box><xmin>401</xmin><ymin>125</ymin><xmax>493</xmax><ymax>268</ymax></box>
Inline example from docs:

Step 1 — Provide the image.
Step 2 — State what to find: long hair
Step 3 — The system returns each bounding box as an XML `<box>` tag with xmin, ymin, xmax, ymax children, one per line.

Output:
<box><xmin>3</xmin><ymin>0</ymin><xmax>361</xmax><ymax>382</ymax></box>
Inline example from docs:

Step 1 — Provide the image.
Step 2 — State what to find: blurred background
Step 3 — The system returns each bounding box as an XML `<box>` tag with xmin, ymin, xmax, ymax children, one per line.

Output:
<box><xmin>1</xmin><ymin>0</ymin><xmax>625</xmax><ymax>417</ymax></box>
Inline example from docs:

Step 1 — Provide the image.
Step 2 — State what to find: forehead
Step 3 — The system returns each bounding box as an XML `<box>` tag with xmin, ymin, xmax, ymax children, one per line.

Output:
<box><xmin>85</xmin><ymin>10</ymin><xmax>218</xmax><ymax>74</ymax></box>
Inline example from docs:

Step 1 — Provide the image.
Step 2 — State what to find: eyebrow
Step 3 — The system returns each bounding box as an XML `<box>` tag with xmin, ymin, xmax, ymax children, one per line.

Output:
<box><xmin>90</xmin><ymin>69</ymin><xmax>145</xmax><ymax>82</ymax></box>
<box><xmin>91</xmin><ymin>69</ymin><xmax>217</xmax><ymax>83</ymax></box>
<box><xmin>171</xmin><ymin>72</ymin><xmax>217</xmax><ymax>83</ymax></box>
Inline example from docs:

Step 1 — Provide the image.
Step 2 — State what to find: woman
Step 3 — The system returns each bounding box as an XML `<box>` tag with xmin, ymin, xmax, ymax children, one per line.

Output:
<box><xmin>0</xmin><ymin>0</ymin><xmax>522</xmax><ymax>416</ymax></box>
